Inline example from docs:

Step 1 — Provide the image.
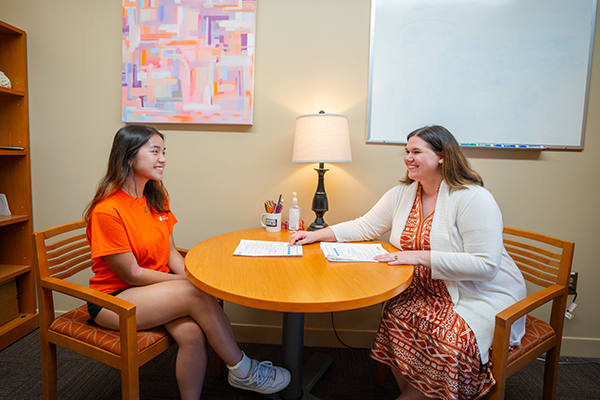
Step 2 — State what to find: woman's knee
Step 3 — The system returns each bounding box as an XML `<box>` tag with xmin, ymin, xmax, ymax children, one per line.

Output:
<box><xmin>182</xmin><ymin>282</ymin><xmax>219</xmax><ymax>306</ymax></box>
<box><xmin>168</xmin><ymin>317</ymin><xmax>207</xmax><ymax>348</ymax></box>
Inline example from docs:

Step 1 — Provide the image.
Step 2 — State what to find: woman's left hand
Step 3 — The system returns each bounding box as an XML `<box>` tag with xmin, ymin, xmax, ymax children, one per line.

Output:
<box><xmin>374</xmin><ymin>250</ymin><xmax>430</xmax><ymax>267</ymax></box>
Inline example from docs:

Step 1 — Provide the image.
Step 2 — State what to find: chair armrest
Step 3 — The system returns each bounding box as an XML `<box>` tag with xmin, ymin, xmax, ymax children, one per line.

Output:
<box><xmin>177</xmin><ymin>247</ymin><xmax>188</xmax><ymax>257</ymax></box>
<box><xmin>495</xmin><ymin>284</ymin><xmax>567</xmax><ymax>328</ymax></box>
<box><xmin>41</xmin><ymin>276</ymin><xmax>136</xmax><ymax>319</ymax></box>
<box><xmin>41</xmin><ymin>277</ymin><xmax>145</xmax><ymax>350</ymax></box>
<box><xmin>491</xmin><ymin>283</ymin><xmax>568</xmax><ymax>385</ymax></box>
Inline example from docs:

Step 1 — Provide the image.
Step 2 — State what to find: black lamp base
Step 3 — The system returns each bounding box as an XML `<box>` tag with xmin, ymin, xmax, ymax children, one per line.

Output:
<box><xmin>308</xmin><ymin>163</ymin><xmax>329</xmax><ymax>231</ymax></box>
<box><xmin>307</xmin><ymin>219</ymin><xmax>328</xmax><ymax>231</ymax></box>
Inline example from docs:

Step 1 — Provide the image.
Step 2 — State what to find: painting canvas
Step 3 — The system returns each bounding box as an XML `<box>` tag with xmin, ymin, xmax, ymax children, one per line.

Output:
<box><xmin>122</xmin><ymin>0</ymin><xmax>256</xmax><ymax>124</ymax></box>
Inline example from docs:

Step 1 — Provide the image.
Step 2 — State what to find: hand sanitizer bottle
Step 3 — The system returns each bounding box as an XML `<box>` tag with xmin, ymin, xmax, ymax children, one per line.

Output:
<box><xmin>288</xmin><ymin>192</ymin><xmax>301</xmax><ymax>232</ymax></box>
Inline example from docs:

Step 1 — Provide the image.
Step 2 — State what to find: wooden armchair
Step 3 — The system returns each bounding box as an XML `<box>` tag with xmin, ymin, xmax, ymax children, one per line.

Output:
<box><xmin>375</xmin><ymin>227</ymin><xmax>574</xmax><ymax>400</ymax></box>
<box><xmin>33</xmin><ymin>220</ymin><xmax>223</xmax><ymax>400</ymax></box>
<box><xmin>488</xmin><ymin>227</ymin><xmax>574</xmax><ymax>399</ymax></box>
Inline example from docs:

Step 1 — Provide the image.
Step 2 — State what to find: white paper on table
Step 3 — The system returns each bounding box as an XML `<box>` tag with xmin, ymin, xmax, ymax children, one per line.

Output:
<box><xmin>320</xmin><ymin>242</ymin><xmax>388</xmax><ymax>262</ymax></box>
<box><xmin>233</xmin><ymin>239</ymin><xmax>303</xmax><ymax>257</ymax></box>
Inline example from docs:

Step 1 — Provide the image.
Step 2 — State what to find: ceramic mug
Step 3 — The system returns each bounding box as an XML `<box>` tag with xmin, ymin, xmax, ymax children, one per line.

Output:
<box><xmin>260</xmin><ymin>212</ymin><xmax>282</xmax><ymax>232</ymax></box>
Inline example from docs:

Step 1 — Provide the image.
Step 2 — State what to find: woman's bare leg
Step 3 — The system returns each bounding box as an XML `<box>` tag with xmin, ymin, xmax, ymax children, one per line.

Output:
<box><xmin>164</xmin><ymin>316</ymin><xmax>207</xmax><ymax>400</ymax></box>
<box><xmin>392</xmin><ymin>366</ymin><xmax>409</xmax><ymax>392</ymax></box>
<box><xmin>391</xmin><ymin>367</ymin><xmax>433</xmax><ymax>400</ymax></box>
<box><xmin>95</xmin><ymin>280</ymin><xmax>243</xmax><ymax>365</ymax></box>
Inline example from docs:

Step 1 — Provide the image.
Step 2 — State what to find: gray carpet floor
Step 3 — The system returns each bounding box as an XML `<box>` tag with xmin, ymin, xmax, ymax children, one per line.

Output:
<box><xmin>1</xmin><ymin>329</ymin><xmax>599</xmax><ymax>399</ymax></box>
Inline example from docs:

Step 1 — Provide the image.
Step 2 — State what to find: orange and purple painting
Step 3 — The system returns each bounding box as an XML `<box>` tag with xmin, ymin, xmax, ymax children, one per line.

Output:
<box><xmin>122</xmin><ymin>0</ymin><xmax>256</xmax><ymax>124</ymax></box>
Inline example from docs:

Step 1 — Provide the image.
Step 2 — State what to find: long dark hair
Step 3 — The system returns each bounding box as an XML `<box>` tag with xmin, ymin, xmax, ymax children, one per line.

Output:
<box><xmin>400</xmin><ymin>125</ymin><xmax>483</xmax><ymax>189</ymax></box>
<box><xmin>84</xmin><ymin>125</ymin><xmax>169</xmax><ymax>222</ymax></box>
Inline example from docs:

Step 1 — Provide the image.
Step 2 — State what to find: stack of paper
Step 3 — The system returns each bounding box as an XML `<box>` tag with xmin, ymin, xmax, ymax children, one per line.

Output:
<box><xmin>233</xmin><ymin>240</ymin><xmax>303</xmax><ymax>257</ymax></box>
<box><xmin>320</xmin><ymin>242</ymin><xmax>388</xmax><ymax>262</ymax></box>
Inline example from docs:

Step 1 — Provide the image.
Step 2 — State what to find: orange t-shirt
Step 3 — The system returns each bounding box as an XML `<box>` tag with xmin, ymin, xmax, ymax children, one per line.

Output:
<box><xmin>86</xmin><ymin>190</ymin><xmax>177</xmax><ymax>293</ymax></box>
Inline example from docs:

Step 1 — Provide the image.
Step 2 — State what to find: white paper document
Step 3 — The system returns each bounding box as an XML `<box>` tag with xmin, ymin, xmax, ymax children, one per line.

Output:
<box><xmin>320</xmin><ymin>242</ymin><xmax>388</xmax><ymax>262</ymax></box>
<box><xmin>233</xmin><ymin>240</ymin><xmax>303</xmax><ymax>257</ymax></box>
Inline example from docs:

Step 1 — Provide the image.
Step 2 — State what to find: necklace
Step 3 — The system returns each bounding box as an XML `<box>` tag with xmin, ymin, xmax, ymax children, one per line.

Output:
<box><xmin>122</xmin><ymin>188</ymin><xmax>148</xmax><ymax>212</ymax></box>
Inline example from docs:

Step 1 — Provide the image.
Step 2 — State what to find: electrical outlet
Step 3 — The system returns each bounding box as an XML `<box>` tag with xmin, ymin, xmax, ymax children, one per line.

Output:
<box><xmin>569</xmin><ymin>272</ymin><xmax>578</xmax><ymax>295</ymax></box>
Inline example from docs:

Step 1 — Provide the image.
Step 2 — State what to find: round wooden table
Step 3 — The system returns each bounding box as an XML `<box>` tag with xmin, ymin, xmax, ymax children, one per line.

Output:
<box><xmin>185</xmin><ymin>228</ymin><xmax>413</xmax><ymax>400</ymax></box>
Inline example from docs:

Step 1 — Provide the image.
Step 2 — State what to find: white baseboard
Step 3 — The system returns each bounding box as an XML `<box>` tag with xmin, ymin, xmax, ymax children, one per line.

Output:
<box><xmin>561</xmin><ymin>336</ymin><xmax>600</xmax><ymax>358</ymax></box>
<box><xmin>231</xmin><ymin>323</ymin><xmax>377</xmax><ymax>349</ymax></box>
<box><xmin>231</xmin><ymin>324</ymin><xmax>600</xmax><ymax>358</ymax></box>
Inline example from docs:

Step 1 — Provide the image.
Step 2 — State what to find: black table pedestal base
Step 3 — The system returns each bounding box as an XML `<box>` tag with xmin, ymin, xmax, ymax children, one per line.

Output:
<box><xmin>278</xmin><ymin>313</ymin><xmax>333</xmax><ymax>400</ymax></box>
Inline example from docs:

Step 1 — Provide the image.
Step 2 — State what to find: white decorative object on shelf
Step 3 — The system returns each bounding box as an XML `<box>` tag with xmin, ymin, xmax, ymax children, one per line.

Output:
<box><xmin>0</xmin><ymin>71</ymin><xmax>11</xmax><ymax>88</ymax></box>
<box><xmin>0</xmin><ymin>194</ymin><xmax>11</xmax><ymax>216</ymax></box>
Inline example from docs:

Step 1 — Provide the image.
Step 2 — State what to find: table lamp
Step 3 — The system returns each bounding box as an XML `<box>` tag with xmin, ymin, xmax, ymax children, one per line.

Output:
<box><xmin>292</xmin><ymin>110</ymin><xmax>352</xmax><ymax>231</ymax></box>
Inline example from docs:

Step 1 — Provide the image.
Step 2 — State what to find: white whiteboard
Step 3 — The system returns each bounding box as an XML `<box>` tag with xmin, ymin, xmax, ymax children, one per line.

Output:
<box><xmin>367</xmin><ymin>0</ymin><xmax>597</xmax><ymax>149</ymax></box>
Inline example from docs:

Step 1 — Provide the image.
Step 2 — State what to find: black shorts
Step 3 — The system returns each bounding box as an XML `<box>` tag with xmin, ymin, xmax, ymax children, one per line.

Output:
<box><xmin>87</xmin><ymin>288</ymin><xmax>127</xmax><ymax>323</ymax></box>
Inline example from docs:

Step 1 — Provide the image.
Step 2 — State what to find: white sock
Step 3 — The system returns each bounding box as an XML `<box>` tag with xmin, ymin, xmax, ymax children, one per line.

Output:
<box><xmin>227</xmin><ymin>352</ymin><xmax>251</xmax><ymax>378</ymax></box>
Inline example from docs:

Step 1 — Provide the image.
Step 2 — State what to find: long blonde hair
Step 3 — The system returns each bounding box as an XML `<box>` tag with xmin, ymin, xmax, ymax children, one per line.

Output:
<box><xmin>83</xmin><ymin>125</ymin><xmax>169</xmax><ymax>222</ymax></box>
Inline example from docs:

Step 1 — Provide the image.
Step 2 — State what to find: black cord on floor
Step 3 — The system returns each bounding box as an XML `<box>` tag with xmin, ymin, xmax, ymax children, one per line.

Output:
<box><xmin>330</xmin><ymin>312</ymin><xmax>363</xmax><ymax>350</ymax></box>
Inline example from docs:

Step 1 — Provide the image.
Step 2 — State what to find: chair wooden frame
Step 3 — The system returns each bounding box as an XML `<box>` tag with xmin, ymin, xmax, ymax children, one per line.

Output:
<box><xmin>33</xmin><ymin>220</ymin><xmax>223</xmax><ymax>400</ymax></box>
<box><xmin>375</xmin><ymin>227</ymin><xmax>574</xmax><ymax>400</ymax></box>
<box><xmin>488</xmin><ymin>227</ymin><xmax>574</xmax><ymax>400</ymax></box>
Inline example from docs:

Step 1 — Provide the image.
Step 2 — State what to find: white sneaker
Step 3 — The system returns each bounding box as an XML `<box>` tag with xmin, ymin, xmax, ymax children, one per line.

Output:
<box><xmin>228</xmin><ymin>358</ymin><xmax>291</xmax><ymax>394</ymax></box>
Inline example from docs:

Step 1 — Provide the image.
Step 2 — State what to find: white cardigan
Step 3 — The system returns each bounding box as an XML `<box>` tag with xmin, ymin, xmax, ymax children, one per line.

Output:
<box><xmin>330</xmin><ymin>181</ymin><xmax>526</xmax><ymax>364</ymax></box>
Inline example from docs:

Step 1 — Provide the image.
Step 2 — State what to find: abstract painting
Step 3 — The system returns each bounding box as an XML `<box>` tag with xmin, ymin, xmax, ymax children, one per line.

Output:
<box><xmin>122</xmin><ymin>0</ymin><xmax>256</xmax><ymax>124</ymax></box>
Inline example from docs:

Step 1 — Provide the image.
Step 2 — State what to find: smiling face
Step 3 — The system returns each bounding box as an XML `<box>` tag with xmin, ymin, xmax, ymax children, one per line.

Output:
<box><xmin>404</xmin><ymin>136</ymin><xmax>443</xmax><ymax>184</ymax></box>
<box><xmin>130</xmin><ymin>134</ymin><xmax>166</xmax><ymax>184</ymax></box>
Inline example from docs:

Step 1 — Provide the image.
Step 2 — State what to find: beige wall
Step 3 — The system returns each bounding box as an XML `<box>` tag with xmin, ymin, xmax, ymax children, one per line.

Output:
<box><xmin>1</xmin><ymin>0</ymin><xmax>598</xmax><ymax>356</ymax></box>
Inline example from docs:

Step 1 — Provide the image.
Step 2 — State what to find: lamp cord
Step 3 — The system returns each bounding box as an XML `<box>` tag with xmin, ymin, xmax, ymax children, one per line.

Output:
<box><xmin>330</xmin><ymin>312</ymin><xmax>363</xmax><ymax>350</ymax></box>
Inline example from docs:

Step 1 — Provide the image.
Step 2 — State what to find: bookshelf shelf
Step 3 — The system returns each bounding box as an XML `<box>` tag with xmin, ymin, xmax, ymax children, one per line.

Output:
<box><xmin>0</xmin><ymin>86</ymin><xmax>26</xmax><ymax>97</ymax></box>
<box><xmin>0</xmin><ymin>215</ymin><xmax>30</xmax><ymax>227</ymax></box>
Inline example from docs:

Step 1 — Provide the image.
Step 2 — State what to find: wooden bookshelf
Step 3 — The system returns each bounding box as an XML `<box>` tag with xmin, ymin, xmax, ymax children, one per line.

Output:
<box><xmin>0</xmin><ymin>20</ymin><xmax>38</xmax><ymax>350</ymax></box>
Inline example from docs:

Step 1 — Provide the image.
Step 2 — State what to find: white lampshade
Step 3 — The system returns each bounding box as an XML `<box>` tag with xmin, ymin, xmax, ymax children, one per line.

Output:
<box><xmin>292</xmin><ymin>112</ymin><xmax>352</xmax><ymax>163</ymax></box>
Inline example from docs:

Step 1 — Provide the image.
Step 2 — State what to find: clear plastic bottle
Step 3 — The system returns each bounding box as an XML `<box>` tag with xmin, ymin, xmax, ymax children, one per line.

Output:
<box><xmin>288</xmin><ymin>192</ymin><xmax>301</xmax><ymax>232</ymax></box>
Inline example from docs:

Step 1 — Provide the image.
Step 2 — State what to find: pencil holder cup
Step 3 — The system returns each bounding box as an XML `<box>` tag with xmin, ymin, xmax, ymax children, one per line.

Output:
<box><xmin>260</xmin><ymin>212</ymin><xmax>282</xmax><ymax>232</ymax></box>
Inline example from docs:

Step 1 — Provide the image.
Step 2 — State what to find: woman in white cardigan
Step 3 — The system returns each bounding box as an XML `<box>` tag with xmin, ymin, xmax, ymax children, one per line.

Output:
<box><xmin>289</xmin><ymin>125</ymin><xmax>526</xmax><ymax>400</ymax></box>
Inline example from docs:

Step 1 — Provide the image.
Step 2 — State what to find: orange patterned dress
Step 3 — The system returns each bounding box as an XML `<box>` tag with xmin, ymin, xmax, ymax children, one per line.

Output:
<box><xmin>370</xmin><ymin>185</ymin><xmax>495</xmax><ymax>400</ymax></box>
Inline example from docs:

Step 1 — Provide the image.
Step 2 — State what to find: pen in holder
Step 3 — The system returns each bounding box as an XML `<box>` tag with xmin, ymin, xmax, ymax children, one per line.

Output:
<box><xmin>262</xmin><ymin>196</ymin><xmax>284</xmax><ymax>232</ymax></box>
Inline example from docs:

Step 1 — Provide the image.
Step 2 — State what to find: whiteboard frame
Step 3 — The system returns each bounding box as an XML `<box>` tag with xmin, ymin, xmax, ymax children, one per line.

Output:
<box><xmin>366</xmin><ymin>0</ymin><xmax>597</xmax><ymax>150</ymax></box>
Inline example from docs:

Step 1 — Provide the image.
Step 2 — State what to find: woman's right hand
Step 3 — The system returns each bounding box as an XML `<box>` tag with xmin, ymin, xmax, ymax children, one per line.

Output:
<box><xmin>289</xmin><ymin>227</ymin><xmax>336</xmax><ymax>246</ymax></box>
<box><xmin>289</xmin><ymin>231</ymin><xmax>316</xmax><ymax>246</ymax></box>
